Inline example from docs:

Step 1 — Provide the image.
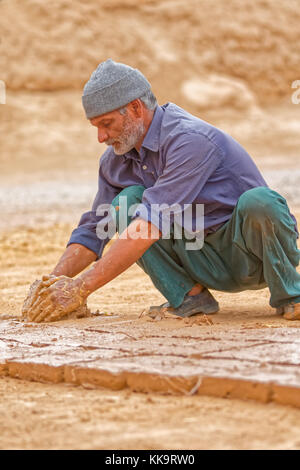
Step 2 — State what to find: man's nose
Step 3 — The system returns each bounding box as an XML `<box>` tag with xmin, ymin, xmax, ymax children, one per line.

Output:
<box><xmin>98</xmin><ymin>128</ymin><xmax>109</xmax><ymax>143</ymax></box>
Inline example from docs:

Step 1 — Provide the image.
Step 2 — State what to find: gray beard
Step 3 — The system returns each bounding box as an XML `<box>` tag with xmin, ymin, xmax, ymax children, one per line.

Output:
<box><xmin>108</xmin><ymin>117</ymin><xmax>145</xmax><ymax>155</ymax></box>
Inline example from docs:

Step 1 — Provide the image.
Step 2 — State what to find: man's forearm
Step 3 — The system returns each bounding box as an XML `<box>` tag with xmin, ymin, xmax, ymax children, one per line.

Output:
<box><xmin>51</xmin><ymin>243</ymin><xmax>98</xmax><ymax>278</ymax></box>
<box><xmin>79</xmin><ymin>219</ymin><xmax>160</xmax><ymax>295</ymax></box>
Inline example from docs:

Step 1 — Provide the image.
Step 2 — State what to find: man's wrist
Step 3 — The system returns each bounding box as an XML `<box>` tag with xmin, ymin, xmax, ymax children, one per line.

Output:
<box><xmin>75</xmin><ymin>276</ymin><xmax>92</xmax><ymax>299</ymax></box>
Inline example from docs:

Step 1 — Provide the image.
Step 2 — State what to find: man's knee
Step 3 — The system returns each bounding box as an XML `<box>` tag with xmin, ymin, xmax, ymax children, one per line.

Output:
<box><xmin>237</xmin><ymin>187</ymin><xmax>284</xmax><ymax>221</ymax></box>
<box><xmin>112</xmin><ymin>185</ymin><xmax>146</xmax><ymax>232</ymax></box>
<box><xmin>112</xmin><ymin>185</ymin><xmax>145</xmax><ymax>209</ymax></box>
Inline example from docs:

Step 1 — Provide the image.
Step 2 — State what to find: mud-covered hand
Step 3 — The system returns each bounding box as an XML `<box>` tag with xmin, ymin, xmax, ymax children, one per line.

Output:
<box><xmin>22</xmin><ymin>275</ymin><xmax>89</xmax><ymax>323</ymax></box>
<box><xmin>22</xmin><ymin>275</ymin><xmax>58</xmax><ymax>320</ymax></box>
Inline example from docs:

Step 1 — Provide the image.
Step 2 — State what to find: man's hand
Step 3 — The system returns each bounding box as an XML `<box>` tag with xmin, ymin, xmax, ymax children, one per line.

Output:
<box><xmin>22</xmin><ymin>275</ymin><xmax>90</xmax><ymax>323</ymax></box>
<box><xmin>22</xmin><ymin>275</ymin><xmax>58</xmax><ymax>319</ymax></box>
<box><xmin>21</xmin><ymin>218</ymin><xmax>160</xmax><ymax>322</ymax></box>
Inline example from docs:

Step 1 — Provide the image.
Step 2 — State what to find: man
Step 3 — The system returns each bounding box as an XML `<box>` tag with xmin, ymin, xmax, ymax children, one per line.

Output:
<box><xmin>23</xmin><ymin>59</ymin><xmax>300</xmax><ymax>322</ymax></box>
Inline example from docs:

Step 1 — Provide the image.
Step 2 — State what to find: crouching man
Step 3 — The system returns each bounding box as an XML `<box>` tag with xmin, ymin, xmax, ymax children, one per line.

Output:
<box><xmin>22</xmin><ymin>59</ymin><xmax>300</xmax><ymax>322</ymax></box>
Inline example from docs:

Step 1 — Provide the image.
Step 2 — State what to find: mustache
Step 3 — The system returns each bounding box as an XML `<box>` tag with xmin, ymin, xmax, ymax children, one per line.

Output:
<box><xmin>105</xmin><ymin>139</ymin><xmax>117</xmax><ymax>146</ymax></box>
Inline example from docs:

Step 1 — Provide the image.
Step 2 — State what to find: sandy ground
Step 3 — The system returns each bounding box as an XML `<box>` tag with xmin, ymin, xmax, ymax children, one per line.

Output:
<box><xmin>0</xmin><ymin>214</ymin><xmax>300</xmax><ymax>450</ymax></box>
<box><xmin>2</xmin><ymin>375</ymin><xmax>300</xmax><ymax>450</ymax></box>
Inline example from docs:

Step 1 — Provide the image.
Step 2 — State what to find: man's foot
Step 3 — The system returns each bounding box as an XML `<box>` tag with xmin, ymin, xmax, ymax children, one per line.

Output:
<box><xmin>148</xmin><ymin>288</ymin><xmax>219</xmax><ymax>318</ymax></box>
<box><xmin>276</xmin><ymin>302</ymin><xmax>300</xmax><ymax>320</ymax></box>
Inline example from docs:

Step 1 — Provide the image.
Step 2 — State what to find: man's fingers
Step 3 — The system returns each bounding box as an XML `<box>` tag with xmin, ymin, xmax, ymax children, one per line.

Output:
<box><xmin>22</xmin><ymin>275</ymin><xmax>57</xmax><ymax>318</ymax></box>
<box><xmin>29</xmin><ymin>281</ymin><xmax>59</xmax><ymax>308</ymax></box>
<box><xmin>22</xmin><ymin>280</ymin><xmax>44</xmax><ymax>316</ymax></box>
<box><xmin>41</xmin><ymin>276</ymin><xmax>61</xmax><ymax>288</ymax></box>
<box><xmin>24</xmin><ymin>281</ymin><xmax>67</xmax><ymax>321</ymax></box>
<box><xmin>34</xmin><ymin>303</ymin><xmax>57</xmax><ymax>323</ymax></box>
<box><xmin>27</xmin><ymin>298</ymin><xmax>53</xmax><ymax>322</ymax></box>
<box><xmin>44</xmin><ymin>309</ymin><xmax>67</xmax><ymax>323</ymax></box>
<box><xmin>27</xmin><ymin>289</ymin><xmax>49</xmax><ymax>314</ymax></box>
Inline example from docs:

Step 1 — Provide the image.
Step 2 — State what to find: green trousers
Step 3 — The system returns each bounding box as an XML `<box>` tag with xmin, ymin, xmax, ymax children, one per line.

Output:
<box><xmin>111</xmin><ymin>186</ymin><xmax>300</xmax><ymax>309</ymax></box>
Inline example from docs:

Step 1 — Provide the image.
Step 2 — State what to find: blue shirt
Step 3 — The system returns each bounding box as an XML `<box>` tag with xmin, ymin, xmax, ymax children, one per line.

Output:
<box><xmin>68</xmin><ymin>103</ymin><xmax>267</xmax><ymax>257</ymax></box>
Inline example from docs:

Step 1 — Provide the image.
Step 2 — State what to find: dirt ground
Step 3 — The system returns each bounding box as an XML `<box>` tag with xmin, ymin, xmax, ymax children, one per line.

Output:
<box><xmin>1</xmin><ymin>0</ymin><xmax>300</xmax><ymax>451</ymax></box>
<box><xmin>0</xmin><ymin>217</ymin><xmax>300</xmax><ymax>450</ymax></box>
<box><xmin>2</xmin><ymin>375</ymin><xmax>300</xmax><ymax>450</ymax></box>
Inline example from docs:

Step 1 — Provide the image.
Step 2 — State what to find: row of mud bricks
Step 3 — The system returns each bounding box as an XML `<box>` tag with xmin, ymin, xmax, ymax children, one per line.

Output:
<box><xmin>1</xmin><ymin>360</ymin><xmax>299</xmax><ymax>408</ymax></box>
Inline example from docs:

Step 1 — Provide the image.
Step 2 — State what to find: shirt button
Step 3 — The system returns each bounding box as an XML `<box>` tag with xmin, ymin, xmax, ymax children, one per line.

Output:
<box><xmin>142</xmin><ymin>165</ymin><xmax>147</xmax><ymax>170</ymax></box>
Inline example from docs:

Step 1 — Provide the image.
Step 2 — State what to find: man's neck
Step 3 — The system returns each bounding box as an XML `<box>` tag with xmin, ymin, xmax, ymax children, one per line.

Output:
<box><xmin>135</xmin><ymin>108</ymin><xmax>155</xmax><ymax>152</ymax></box>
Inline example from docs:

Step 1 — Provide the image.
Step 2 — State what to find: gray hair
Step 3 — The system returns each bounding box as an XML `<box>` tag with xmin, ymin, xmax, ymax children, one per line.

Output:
<box><xmin>139</xmin><ymin>90</ymin><xmax>158</xmax><ymax>110</ymax></box>
<box><xmin>119</xmin><ymin>90</ymin><xmax>157</xmax><ymax>115</ymax></box>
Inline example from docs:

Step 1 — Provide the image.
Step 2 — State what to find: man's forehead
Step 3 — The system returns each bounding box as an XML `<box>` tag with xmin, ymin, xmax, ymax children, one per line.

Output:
<box><xmin>90</xmin><ymin>109</ymin><xmax>120</xmax><ymax>125</ymax></box>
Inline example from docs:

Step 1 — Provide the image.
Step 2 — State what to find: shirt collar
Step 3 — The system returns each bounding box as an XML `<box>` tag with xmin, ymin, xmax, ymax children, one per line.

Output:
<box><xmin>141</xmin><ymin>105</ymin><xmax>164</xmax><ymax>152</ymax></box>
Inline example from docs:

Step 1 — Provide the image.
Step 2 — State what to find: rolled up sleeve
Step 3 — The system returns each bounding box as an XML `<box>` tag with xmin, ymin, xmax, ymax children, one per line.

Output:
<box><xmin>67</xmin><ymin>155</ymin><xmax>119</xmax><ymax>259</ymax></box>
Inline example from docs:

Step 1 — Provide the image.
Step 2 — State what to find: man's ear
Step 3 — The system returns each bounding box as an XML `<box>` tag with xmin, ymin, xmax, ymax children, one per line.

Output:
<box><xmin>128</xmin><ymin>99</ymin><xmax>143</xmax><ymax>118</ymax></box>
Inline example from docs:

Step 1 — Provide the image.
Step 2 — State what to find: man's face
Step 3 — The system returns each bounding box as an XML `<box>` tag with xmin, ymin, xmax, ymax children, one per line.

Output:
<box><xmin>90</xmin><ymin>106</ymin><xmax>145</xmax><ymax>155</ymax></box>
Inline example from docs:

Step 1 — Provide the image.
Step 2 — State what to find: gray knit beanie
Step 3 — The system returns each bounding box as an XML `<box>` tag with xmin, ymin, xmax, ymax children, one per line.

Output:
<box><xmin>82</xmin><ymin>59</ymin><xmax>151</xmax><ymax>119</ymax></box>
